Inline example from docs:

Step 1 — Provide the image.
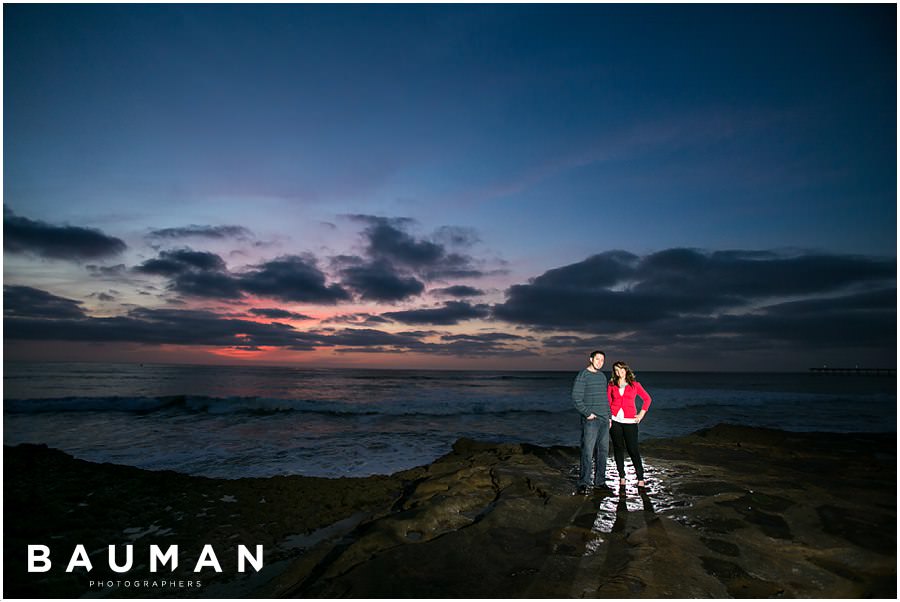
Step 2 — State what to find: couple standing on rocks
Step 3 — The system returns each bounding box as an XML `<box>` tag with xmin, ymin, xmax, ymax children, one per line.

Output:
<box><xmin>572</xmin><ymin>349</ymin><xmax>652</xmax><ymax>495</ymax></box>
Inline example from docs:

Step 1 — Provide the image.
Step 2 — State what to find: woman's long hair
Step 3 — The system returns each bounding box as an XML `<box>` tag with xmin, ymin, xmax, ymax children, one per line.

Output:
<box><xmin>610</xmin><ymin>361</ymin><xmax>636</xmax><ymax>387</ymax></box>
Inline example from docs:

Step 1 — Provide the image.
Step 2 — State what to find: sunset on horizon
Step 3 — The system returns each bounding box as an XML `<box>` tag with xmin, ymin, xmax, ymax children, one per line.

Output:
<box><xmin>5</xmin><ymin>4</ymin><xmax>896</xmax><ymax>372</ymax></box>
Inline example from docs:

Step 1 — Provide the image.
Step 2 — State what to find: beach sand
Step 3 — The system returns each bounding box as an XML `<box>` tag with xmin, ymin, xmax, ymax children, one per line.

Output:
<box><xmin>4</xmin><ymin>424</ymin><xmax>896</xmax><ymax>598</ymax></box>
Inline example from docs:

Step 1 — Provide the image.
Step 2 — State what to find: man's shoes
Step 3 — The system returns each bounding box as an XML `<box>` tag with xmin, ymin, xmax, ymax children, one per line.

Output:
<box><xmin>575</xmin><ymin>484</ymin><xmax>614</xmax><ymax>496</ymax></box>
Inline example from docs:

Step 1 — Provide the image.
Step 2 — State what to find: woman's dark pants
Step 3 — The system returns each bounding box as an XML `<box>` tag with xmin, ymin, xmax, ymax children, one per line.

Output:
<box><xmin>610</xmin><ymin>421</ymin><xmax>644</xmax><ymax>480</ymax></box>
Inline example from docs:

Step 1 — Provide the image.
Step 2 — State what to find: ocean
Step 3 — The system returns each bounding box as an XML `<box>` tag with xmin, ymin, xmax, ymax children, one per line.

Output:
<box><xmin>3</xmin><ymin>362</ymin><xmax>896</xmax><ymax>479</ymax></box>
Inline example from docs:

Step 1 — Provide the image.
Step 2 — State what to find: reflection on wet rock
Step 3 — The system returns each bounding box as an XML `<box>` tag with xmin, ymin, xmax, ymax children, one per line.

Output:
<box><xmin>4</xmin><ymin>425</ymin><xmax>896</xmax><ymax>598</ymax></box>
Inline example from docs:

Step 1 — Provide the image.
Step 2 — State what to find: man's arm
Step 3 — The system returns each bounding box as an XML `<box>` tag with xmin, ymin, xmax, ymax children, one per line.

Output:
<box><xmin>572</xmin><ymin>371</ymin><xmax>591</xmax><ymax>417</ymax></box>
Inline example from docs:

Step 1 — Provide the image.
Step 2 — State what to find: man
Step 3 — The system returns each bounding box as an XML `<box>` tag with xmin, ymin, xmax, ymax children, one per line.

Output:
<box><xmin>572</xmin><ymin>350</ymin><xmax>611</xmax><ymax>494</ymax></box>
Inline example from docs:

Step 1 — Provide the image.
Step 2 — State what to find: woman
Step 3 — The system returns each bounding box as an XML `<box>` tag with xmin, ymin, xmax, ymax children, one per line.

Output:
<box><xmin>607</xmin><ymin>361</ymin><xmax>652</xmax><ymax>488</ymax></box>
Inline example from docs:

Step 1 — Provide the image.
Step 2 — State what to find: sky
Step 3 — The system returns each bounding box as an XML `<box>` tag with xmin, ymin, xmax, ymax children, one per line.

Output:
<box><xmin>3</xmin><ymin>3</ymin><xmax>897</xmax><ymax>371</ymax></box>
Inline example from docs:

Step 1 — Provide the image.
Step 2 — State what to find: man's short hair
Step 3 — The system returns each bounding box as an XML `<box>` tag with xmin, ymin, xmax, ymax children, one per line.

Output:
<box><xmin>590</xmin><ymin>350</ymin><xmax>605</xmax><ymax>360</ymax></box>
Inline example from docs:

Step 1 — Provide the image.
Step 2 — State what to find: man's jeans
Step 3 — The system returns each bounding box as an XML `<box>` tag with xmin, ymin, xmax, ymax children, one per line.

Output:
<box><xmin>578</xmin><ymin>415</ymin><xmax>609</xmax><ymax>488</ymax></box>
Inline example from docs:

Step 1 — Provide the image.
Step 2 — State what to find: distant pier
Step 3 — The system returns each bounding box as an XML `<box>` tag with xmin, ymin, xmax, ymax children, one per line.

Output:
<box><xmin>809</xmin><ymin>367</ymin><xmax>896</xmax><ymax>376</ymax></box>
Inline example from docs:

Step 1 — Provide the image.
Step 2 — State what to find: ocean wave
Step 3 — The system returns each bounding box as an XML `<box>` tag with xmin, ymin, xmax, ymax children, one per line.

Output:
<box><xmin>3</xmin><ymin>394</ymin><xmax>570</xmax><ymax>418</ymax></box>
<box><xmin>4</xmin><ymin>396</ymin><xmax>184</xmax><ymax>414</ymax></box>
<box><xmin>648</xmin><ymin>388</ymin><xmax>897</xmax><ymax>409</ymax></box>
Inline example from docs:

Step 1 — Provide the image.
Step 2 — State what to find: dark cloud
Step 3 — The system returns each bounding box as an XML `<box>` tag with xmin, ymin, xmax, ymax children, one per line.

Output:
<box><xmin>396</xmin><ymin>330</ymin><xmax>442</xmax><ymax>338</ymax></box>
<box><xmin>239</xmin><ymin>255</ymin><xmax>351</xmax><ymax>304</ymax></box>
<box><xmin>5</xmin><ymin>305</ymin><xmax>320</xmax><ymax>351</ymax></box>
<box><xmin>315</xmin><ymin>328</ymin><xmax>424</xmax><ymax>348</ymax></box>
<box><xmin>404</xmin><ymin>333</ymin><xmax>537</xmax><ymax>357</ymax></box>
<box><xmin>4</xmin><ymin>288</ymin><xmax>531</xmax><ymax>358</ymax></box>
<box><xmin>528</xmin><ymin>251</ymin><xmax>639</xmax><ymax>290</ymax></box>
<box><xmin>540</xmin><ymin>335</ymin><xmax>602</xmax><ymax>349</ymax></box>
<box><xmin>147</xmin><ymin>225</ymin><xmax>252</xmax><ymax>240</ymax></box>
<box><xmin>171</xmin><ymin>271</ymin><xmax>244</xmax><ymax>299</ymax></box>
<box><xmin>431</xmin><ymin>285</ymin><xmax>485</xmax><ymax>298</ymax></box>
<box><xmin>495</xmin><ymin>249</ymin><xmax>896</xmax><ymax>364</ymax></box>
<box><xmin>326</xmin><ymin>328</ymin><xmax>535</xmax><ymax>357</ymax></box>
<box><xmin>10</xmin><ymin>212</ymin><xmax>493</xmax><ymax>310</ymax></box>
<box><xmin>135</xmin><ymin>249</ymin><xmax>228</xmax><ymax>276</ymax></box>
<box><xmin>436</xmin><ymin>332</ymin><xmax>536</xmax><ymax>358</ymax></box>
<box><xmin>513</xmin><ymin>247</ymin><xmax>890</xmax><ymax>325</ymax></box>
<box><xmin>248</xmin><ymin>308</ymin><xmax>313</xmax><ymax>321</ymax></box>
<box><xmin>383</xmin><ymin>301</ymin><xmax>490</xmax><ymax>325</ymax></box>
<box><xmin>134</xmin><ymin>251</ymin><xmax>349</xmax><ymax>303</ymax></box>
<box><xmin>133</xmin><ymin>249</ymin><xmax>242</xmax><ymax>299</ymax></box>
<box><xmin>332</xmin><ymin>346</ymin><xmax>395</xmax><ymax>354</ymax></box>
<box><xmin>350</xmin><ymin>215</ymin><xmax>443</xmax><ymax>267</ymax></box>
<box><xmin>4</xmin><ymin>209</ymin><xmax>126</xmax><ymax>261</ymax></box>
<box><xmin>712</xmin><ymin>288</ymin><xmax>897</xmax><ymax>348</ymax></box>
<box><xmin>419</xmin><ymin>253</ymin><xmax>485</xmax><ymax>281</ymax></box>
<box><xmin>441</xmin><ymin>332</ymin><xmax>530</xmax><ymax>343</ymax></box>
<box><xmin>323</xmin><ymin>217</ymin><xmax>498</xmax><ymax>303</ymax></box>
<box><xmin>338</xmin><ymin>259</ymin><xmax>425</xmax><ymax>302</ymax></box>
<box><xmin>592</xmin><ymin>288</ymin><xmax>897</xmax><ymax>364</ymax></box>
<box><xmin>347</xmin><ymin>215</ymin><xmax>487</xmax><ymax>282</ymax></box>
<box><xmin>634</xmin><ymin>249</ymin><xmax>894</xmax><ymax>299</ymax></box>
<box><xmin>125</xmin><ymin>308</ymin><xmax>316</xmax><ymax>347</ymax></box>
<box><xmin>4</xmin><ymin>285</ymin><xmax>86</xmax><ymax>319</ymax></box>
<box><xmin>422</xmin><ymin>340</ymin><xmax>537</xmax><ymax>357</ymax></box>
<box><xmin>495</xmin><ymin>249</ymin><xmax>896</xmax><ymax>332</ymax></box>
<box><xmin>322</xmin><ymin>313</ymin><xmax>393</xmax><ymax>326</ymax></box>
<box><xmin>4</xmin><ymin>301</ymin><xmax>529</xmax><ymax>364</ymax></box>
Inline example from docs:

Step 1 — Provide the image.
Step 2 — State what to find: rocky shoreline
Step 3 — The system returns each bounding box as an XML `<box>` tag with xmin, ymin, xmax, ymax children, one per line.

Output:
<box><xmin>4</xmin><ymin>424</ymin><xmax>896</xmax><ymax>598</ymax></box>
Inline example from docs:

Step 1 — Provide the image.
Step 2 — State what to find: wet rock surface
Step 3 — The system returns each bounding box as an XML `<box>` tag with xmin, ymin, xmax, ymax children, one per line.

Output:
<box><xmin>4</xmin><ymin>424</ymin><xmax>896</xmax><ymax>598</ymax></box>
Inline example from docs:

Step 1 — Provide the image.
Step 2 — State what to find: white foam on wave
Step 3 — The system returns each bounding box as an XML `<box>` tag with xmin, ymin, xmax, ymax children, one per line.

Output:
<box><xmin>4</xmin><ymin>392</ymin><xmax>572</xmax><ymax>417</ymax></box>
